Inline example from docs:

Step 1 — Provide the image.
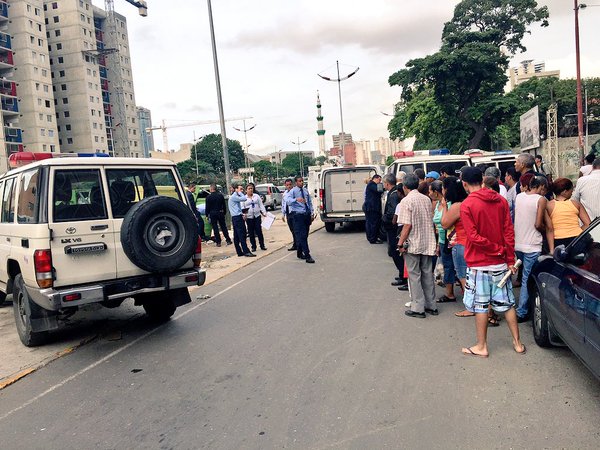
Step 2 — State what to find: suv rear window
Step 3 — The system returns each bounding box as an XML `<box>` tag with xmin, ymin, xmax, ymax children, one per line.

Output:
<box><xmin>17</xmin><ymin>169</ymin><xmax>41</xmax><ymax>224</ymax></box>
<box><xmin>53</xmin><ymin>169</ymin><xmax>107</xmax><ymax>222</ymax></box>
<box><xmin>106</xmin><ymin>168</ymin><xmax>181</xmax><ymax>218</ymax></box>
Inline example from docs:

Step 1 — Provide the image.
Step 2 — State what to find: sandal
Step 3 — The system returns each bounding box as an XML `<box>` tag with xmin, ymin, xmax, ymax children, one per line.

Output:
<box><xmin>437</xmin><ymin>295</ymin><xmax>457</xmax><ymax>303</ymax></box>
<box><xmin>461</xmin><ymin>347</ymin><xmax>489</xmax><ymax>358</ymax></box>
<box><xmin>487</xmin><ymin>316</ymin><xmax>500</xmax><ymax>327</ymax></box>
<box><xmin>455</xmin><ymin>310</ymin><xmax>475</xmax><ymax>317</ymax></box>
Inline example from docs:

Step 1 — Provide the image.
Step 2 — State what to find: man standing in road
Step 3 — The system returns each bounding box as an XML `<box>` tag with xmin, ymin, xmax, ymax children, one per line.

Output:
<box><xmin>205</xmin><ymin>184</ymin><xmax>232</xmax><ymax>247</ymax></box>
<box><xmin>459</xmin><ymin>167</ymin><xmax>525</xmax><ymax>357</ymax></box>
<box><xmin>364</xmin><ymin>174</ymin><xmax>383</xmax><ymax>244</ymax></box>
<box><xmin>228</xmin><ymin>184</ymin><xmax>255</xmax><ymax>258</ymax></box>
<box><xmin>505</xmin><ymin>167</ymin><xmax>520</xmax><ymax>222</ymax></box>
<box><xmin>186</xmin><ymin>183</ymin><xmax>207</xmax><ymax>241</ymax></box>
<box><xmin>397</xmin><ymin>173</ymin><xmax>437</xmax><ymax>318</ymax></box>
<box><xmin>286</xmin><ymin>176</ymin><xmax>315</xmax><ymax>264</ymax></box>
<box><xmin>382</xmin><ymin>174</ymin><xmax>405</xmax><ymax>287</ymax></box>
<box><xmin>514</xmin><ymin>153</ymin><xmax>538</xmax><ymax>194</ymax></box>
<box><xmin>281</xmin><ymin>178</ymin><xmax>297</xmax><ymax>252</ymax></box>
<box><xmin>572</xmin><ymin>158</ymin><xmax>600</xmax><ymax>220</ymax></box>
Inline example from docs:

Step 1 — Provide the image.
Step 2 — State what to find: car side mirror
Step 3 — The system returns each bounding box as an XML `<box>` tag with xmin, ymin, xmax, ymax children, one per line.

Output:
<box><xmin>570</xmin><ymin>253</ymin><xmax>587</xmax><ymax>266</ymax></box>
<box><xmin>553</xmin><ymin>245</ymin><xmax>567</xmax><ymax>262</ymax></box>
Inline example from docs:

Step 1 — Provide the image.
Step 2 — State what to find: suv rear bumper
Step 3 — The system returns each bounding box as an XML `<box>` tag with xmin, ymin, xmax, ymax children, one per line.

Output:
<box><xmin>27</xmin><ymin>268</ymin><xmax>207</xmax><ymax>311</ymax></box>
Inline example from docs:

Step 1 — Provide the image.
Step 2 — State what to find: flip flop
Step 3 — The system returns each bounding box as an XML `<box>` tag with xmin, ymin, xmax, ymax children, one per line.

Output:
<box><xmin>487</xmin><ymin>316</ymin><xmax>500</xmax><ymax>327</ymax></box>
<box><xmin>461</xmin><ymin>347</ymin><xmax>489</xmax><ymax>358</ymax></box>
<box><xmin>514</xmin><ymin>344</ymin><xmax>527</xmax><ymax>355</ymax></box>
<box><xmin>455</xmin><ymin>310</ymin><xmax>475</xmax><ymax>317</ymax></box>
<box><xmin>437</xmin><ymin>295</ymin><xmax>457</xmax><ymax>303</ymax></box>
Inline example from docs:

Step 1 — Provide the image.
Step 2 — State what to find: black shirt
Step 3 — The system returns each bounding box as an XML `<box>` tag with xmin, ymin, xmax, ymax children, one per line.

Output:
<box><xmin>205</xmin><ymin>191</ymin><xmax>227</xmax><ymax>216</ymax></box>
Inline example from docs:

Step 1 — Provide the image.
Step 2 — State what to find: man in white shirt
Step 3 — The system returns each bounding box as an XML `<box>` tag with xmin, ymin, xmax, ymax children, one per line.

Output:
<box><xmin>573</xmin><ymin>158</ymin><xmax>600</xmax><ymax>220</ymax></box>
<box><xmin>484</xmin><ymin>167</ymin><xmax>507</xmax><ymax>198</ymax></box>
<box><xmin>579</xmin><ymin>154</ymin><xmax>595</xmax><ymax>178</ymax></box>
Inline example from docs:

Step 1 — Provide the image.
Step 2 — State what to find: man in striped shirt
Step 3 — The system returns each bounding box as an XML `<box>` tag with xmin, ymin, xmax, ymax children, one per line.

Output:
<box><xmin>573</xmin><ymin>158</ymin><xmax>600</xmax><ymax>220</ymax></box>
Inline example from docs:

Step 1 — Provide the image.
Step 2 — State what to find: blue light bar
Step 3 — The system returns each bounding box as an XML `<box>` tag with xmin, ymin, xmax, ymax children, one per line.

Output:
<box><xmin>429</xmin><ymin>149</ymin><xmax>450</xmax><ymax>156</ymax></box>
<box><xmin>77</xmin><ymin>153</ymin><xmax>110</xmax><ymax>157</ymax></box>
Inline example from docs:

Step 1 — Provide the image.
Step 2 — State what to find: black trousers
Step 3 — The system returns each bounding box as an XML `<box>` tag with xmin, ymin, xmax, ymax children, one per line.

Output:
<box><xmin>232</xmin><ymin>215</ymin><xmax>250</xmax><ymax>256</ymax></box>
<box><xmin>365</xmin><ymin>211</ymin><xmax>381</xmax><ymax>243</ymax></box>
<box><xmin>386</xmin><ymin>227</ymin><xmax>405</xmax><ymax>280</ymax></box>
<box><xmin>291</xmin><ymin>212</ymin><xmax>311</xmax><ymax>257</ymax></box>
<box><xmin>246</xmin><ymin>216</ymin><xmax>265</xmax><ymax>250</ymax></box>
<box><xmin>209</xmin><ymin>212</ymin><xmax>231</xmax><ymax>244</ymax></box>
<box><xmin>286</xmin><ymin>214</ymin><xmax>297</xmax><ymax>248</ymax></box>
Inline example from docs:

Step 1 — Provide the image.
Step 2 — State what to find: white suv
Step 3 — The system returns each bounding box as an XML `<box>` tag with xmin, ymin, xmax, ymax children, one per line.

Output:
<box><xmin>0</xmin><ymin>155</ymin><xmax>205</xmax><ymax>346</ymax></box>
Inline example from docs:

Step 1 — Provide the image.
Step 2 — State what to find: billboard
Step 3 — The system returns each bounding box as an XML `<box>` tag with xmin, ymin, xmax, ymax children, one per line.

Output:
<box><xmin>520</xmin><ymin>106</ymin><xmax>540</xmax><ymax>151</ymax></box>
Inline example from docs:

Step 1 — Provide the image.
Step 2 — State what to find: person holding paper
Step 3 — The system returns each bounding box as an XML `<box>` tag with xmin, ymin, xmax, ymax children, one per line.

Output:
<box><xmin>286</xmin><ymin>176</ymin><xmax>315</xmax><ymax>264</ymax></box>
<box><xmin>244</xmin><ymin>183</ymin><xmax>267</xmax><ymax>251</ymax></box>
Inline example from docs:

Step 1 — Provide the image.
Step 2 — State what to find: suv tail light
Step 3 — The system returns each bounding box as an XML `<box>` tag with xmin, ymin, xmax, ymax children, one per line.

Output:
<box><xmin>319</xmin><ymin>189</ymin><xmax>324</xmax><ymax>211</ymax></box>
<box><xmin>34</xmin><ymin>249</ymin><xmax>54</xmax><ymax>288</ymax></box>
<box><xmin>192</xmin><ymin>237</ymin><xmax>202</xmax><ymax>267</ymax></box>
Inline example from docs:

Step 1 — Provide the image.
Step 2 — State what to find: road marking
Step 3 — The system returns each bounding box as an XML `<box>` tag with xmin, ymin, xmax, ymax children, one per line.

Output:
<box><xmin>0</xmin><ymin>251</ymin><xmax>292</xmax><ymax>423</ymax></box>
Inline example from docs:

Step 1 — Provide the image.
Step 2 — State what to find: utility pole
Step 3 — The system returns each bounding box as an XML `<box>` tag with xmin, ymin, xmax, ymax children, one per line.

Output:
<box><xmin>207</xmin><ymin>0</ymin><xmax>232</xmax><ymax>194</ymax></box>
<box><xmin>574</xmin><ymin>0</ymin><xmax>585</xmax><ymax>161</ymax></box>
<box><xmin>193</xmin><ymin>131</ymin><xmax>201</xmax><ymax>177</ymax></box>
<box><xmin>291</xmin><ymin>137</ymin><xmax>307</xmax><ymax>176</ymax></box>
<box><xmin>233</xmin><ymin>120</ymin><xmax>256</xmax><ymax>169</ymax></box>
<box><xmin>318</xmin><ymin>61</ymin><xmax>359</xmax><ymax>163</ymax></box>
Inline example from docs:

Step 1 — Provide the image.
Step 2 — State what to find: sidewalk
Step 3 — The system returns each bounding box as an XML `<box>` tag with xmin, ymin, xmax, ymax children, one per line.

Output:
<box><xmin>0</xmin><ymin>214</ymin><xmax>323</xmax><ymax>388</ymax></box>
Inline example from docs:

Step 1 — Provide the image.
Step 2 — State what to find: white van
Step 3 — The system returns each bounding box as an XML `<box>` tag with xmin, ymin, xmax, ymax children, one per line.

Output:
<box><xmin>319</xmin><ymin>165</ymin><xmax>381</xmax><ymax>232</ymax></box>
<box><xmin>469</xmin><ymin>150</ymin><xmax>517</xmax><ymax>180</ymax></box>
<box><xmin>387</xmin><ymin>150</ymin><xmax>472</xmax><ymax>178</ymax></box>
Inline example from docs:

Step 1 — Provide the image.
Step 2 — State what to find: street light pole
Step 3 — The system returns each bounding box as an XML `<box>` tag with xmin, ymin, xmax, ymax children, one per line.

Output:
<box><xmin>233</xmin><ymin>119</ymin><xmax>256</xmax><ymax>169</ymax></box>
<box><xmin>192</xmin><ymin>131</ymin><xmax>199</xmax><ymax>177</ymax></box>
<box><xmin>574</xmin><ymin>0</ymin><xmax>585</xmax><ymax>160</ymax></box>
<box><xmin>318</xmin><ymin>61</ymin><xmax>359</xmax><ymax>163</ymax></box>
<box><xmin>291</xmin><ymin>137</ymin><xmax>307</xmax><ymax>176</ymax></box>
<box><xmin>206</xmin><ymin>0</ymin><xmax>232</xmax><ymax>194</ymax></box>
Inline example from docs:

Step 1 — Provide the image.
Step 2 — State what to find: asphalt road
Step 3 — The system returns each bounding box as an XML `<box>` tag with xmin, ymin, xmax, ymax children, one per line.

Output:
<box><xmin>0</xmin><ymin>225</ymin><xmax>598</xmax><ymax>449</ymax></box>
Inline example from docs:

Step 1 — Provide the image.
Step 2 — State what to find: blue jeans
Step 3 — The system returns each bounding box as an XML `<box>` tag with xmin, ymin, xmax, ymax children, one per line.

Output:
<box><xmin>440</xmin><ymin>248</ymin><xmax>456</xmax><ymax>285</ymax></box>
<box><xmin>452</xmin><ymin>244</ymin><xmax>467</xmax><ymax>280</ymax></box>
<box><xmin>515</xmin><ymin>251</ymin><xmax>540</xmax><ymax>318</ymax></box>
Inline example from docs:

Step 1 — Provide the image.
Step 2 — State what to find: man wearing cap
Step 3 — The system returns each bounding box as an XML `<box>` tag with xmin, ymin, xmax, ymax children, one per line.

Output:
<box><xmin>459</xmin><ymin>167</ymin><xmax>525</xmax><ymax>357</ymax></box>
<box><xmin>363</xmin><ymin>174</ymin><xmax>383</xmax><ymax>244</ymax></box>
<box><xmin>425</xmin><ymin>171</ymin><xmax>440</xmax><ymax>183</ymax></box>
<box><xmin>397</xmin><ymin>173</ymin><xmax>438</xmax><ymax>318</ymax></box>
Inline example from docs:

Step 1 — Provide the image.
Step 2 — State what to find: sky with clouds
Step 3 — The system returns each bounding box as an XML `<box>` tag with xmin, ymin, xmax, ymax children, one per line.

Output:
<box><xmin>93</xmin><ymin>0</ymin><xmax>600</xmax><ymax>156</ymax></box>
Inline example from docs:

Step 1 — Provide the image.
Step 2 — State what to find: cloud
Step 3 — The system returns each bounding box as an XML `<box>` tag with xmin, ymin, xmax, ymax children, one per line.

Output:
<box><xmin>187</xmin><ymin>105</ymin><xmax>211</xmax><ymax>113</ymax></box>
<box><xmin>162</xmin><ymin>102</ymin><xmax>177</xmax><ymax>109</ymax></box>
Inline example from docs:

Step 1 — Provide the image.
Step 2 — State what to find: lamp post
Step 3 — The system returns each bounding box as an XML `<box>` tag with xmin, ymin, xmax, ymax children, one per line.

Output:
<box><xmin>233</xmin><ymin>119</ymin><xmax>256</xmax><ymax>169</ymax></box>
<box><xmin>192</xmin><ymin>131</ymin><xmax>203</xmax><ymax>177</ymax></box>
<box><xmin>318</xmin><ymin>61</ymin><xmax>359</xmax><ymax>161</ymax></box>
<box><xmin>291</xmin><ymin>137</ymin><xmax>307</xmax><ymax>176</ymax></box>
<box><xmin>574</xmin><ymin>0</ymin><xmax>585</xmax><ymax>160</ymax></box>
<box><xmin>206</xmin><ymin>0</ymin><xmax>232</xmax><ymax>194</ymax></box>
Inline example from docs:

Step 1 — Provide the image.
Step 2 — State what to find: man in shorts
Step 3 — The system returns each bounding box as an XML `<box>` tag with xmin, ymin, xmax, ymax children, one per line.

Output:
<box><xmin>459</xmin><ymin>167</ymin><xmax>526</xmax><ymax>357</ymax></box>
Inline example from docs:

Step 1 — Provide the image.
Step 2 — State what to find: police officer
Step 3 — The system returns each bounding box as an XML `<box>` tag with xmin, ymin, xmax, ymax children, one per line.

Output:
<box><xmin>285</xmin><ymin>176</ymin><xmax>315</xmax><ymax>264</ymax></box>
<box><xmin>228</xmin><ymin>184</ymin><xmax>255</xmax><ymax>257</ymax></box>
<box><xmin>281</xmin><ymin>178</ymin><xmax>297</xmax><ymax>251</ymax></box>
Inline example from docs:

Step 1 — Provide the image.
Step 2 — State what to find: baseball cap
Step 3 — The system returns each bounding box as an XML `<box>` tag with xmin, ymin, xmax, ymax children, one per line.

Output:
<box><xmin>461</xmin><ymin>167</ymin><xmax>483</xmax><ymax>184</ymax></box>
<box><xmin>425</xmin><ymin>171</ymin><xmax>440</xmax><ymax>180</ymax></box>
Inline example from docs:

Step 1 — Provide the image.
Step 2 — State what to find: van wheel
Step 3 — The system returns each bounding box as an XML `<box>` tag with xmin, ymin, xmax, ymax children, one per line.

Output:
<box><xmin>532</xmin><ymin>284</ymin><xmax>552</xmax><ymax>348</ymax></box>
<box><xmin>143</xmin><ymin>297</ymin><xmax>176</xmax><ymax>322</ymax></box>
<box><xmin>12</xmin><ymin>275</ymin><xmax>50</xmax><ymax>347</ymax></box>
<box><xmin>121</xmin><ymin>196</ymin><xmax>198</xmax><ymax>273</ymax></box>
<box><xmin>325</xmin><ymin>222</ymin><xmax>335</xmax><ymax>233</ymax></box>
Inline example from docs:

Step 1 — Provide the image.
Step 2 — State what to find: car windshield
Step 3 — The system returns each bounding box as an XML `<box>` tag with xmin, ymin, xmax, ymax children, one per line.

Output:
<box><xmin>255</xmin><ymin>188</ymin><xmax>268</xmax><ymax>195</ymax></box>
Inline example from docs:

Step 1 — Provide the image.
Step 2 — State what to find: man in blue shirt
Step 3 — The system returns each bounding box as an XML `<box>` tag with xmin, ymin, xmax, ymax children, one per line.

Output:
<box><xmin>228</xmin><ymin>184</ymin><xmax>255</xmax><ymax>257</ymax></box>
<box><xmin>281</xmin><ymin>178</ymin><xmax>297</xmax><ymax>251</ymax></box>
<box><xmin>285</xmin><ymin>176</ymin><xmax>315</xmax><ymax>263</ymax></box>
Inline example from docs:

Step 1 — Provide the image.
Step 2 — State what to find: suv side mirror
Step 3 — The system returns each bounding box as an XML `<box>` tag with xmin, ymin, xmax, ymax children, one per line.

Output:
<box><xmin>553</xmin><ymin>245</ymin><xmax>567</xmax><ymax>262</ymax></box>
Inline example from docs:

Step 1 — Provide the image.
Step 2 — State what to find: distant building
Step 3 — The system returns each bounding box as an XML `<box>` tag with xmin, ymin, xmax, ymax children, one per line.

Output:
<box><xmin>508</xmin><ymin>60</ymin><xmax>560</xmax><ymax>91</ymax></box>
<box><xmin>150</xmin><ymin>143</ymin><xmax>190</xmax><ymax>164</ymax></box>
<box><xmin>137</xmin><ymin>106</ymin><xmax>154</xmax><ymax>157</ymax></box>
<box><xmin>332</xmin><ymin>132</ymin><xmax>352</xmax><ymax>150</ymax></box>
<box><xmin>267</xmin><ymin>150</ymin><xmax>314</xmax><ymax>165</ymax></box>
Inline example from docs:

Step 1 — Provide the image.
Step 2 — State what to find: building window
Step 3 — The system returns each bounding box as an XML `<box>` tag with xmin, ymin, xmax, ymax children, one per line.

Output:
<box><xmin>35</xmin><ymin>8</ymin><xmax>40</xmax><ymax>16</ymax></box>
<box><xmin>58</xmin><ymin>56</ymin><xmax>64</xmax><ymax>64</ymax></box>
<box><xmin>53</xmin><ymin>16</ymin><xmax>59</xmax><ymax>23</ymax></box>
<box><xmin>61</xmin><ymin>84</ymin><xmax>67</xmax><ymax>91</ymax></box>
<box><xmin>59</xmin><ymin>70</ymin><xmax>65</xmax><ymax>77</ymax></box>
<box><xmin>40</xmin><ymin>129</ymin><xmax>46</xmax><ymax>136</ymax></box>
<box><xmin>47</xmin><ymin>115</ymin><xmax>52</xmax><ymax>122</ymax></box>
<box><xmin>30</xmin><ymin>36</ymin><xmax>35</xmax><ymax>44</ymax></box>
<box><xmin>41</xmin><ymin>69</ymin><xmax>47</xmax><ymax>77</ymax></box>
<box><xmin>43</xmin><ymin>85</ymin><xmax>49</xmax><ymax>92</ymax></box>
<box><xmin>55</xmin><ymin>30</ymin><xmax>61</xmax><ymax>37</ymax></box>
<box><xmin>35</xmin><ymin>83</ymin><xmax>40</xmax><ymax>91</ymax></box>
<box><xmin>52</xmin><ymin>2</ymin><xmax>58</xmax><ymax>9</ymax></box>
<box><xmin>45</xmin><ymin>100</ymin><xmax>51</xmax><ymax>108</ymax></box>
<box><xmin>51</xmin><ymin>145</ymin><xmax>56</xmax><ymax>152</ymax></box>
<box><xmin>66</xmin><ymin>124</ymin><xmax>72</xmax><ymax>131</ymax></box>
<box><xmin>67</xmin><ymin>138</ymin><xmax>73</xmax><ymax>145</ymax></box>
<box><xmin>39</xmin><ymin>113</ymin><xmax>43</xmax><ymax>120</ymax></box>
<box><xmin>64</xmin><ymin>111</ymin><xmax>70</xmax><ymax>118</ymax></box>
<box><xmin>48</xmin><ymin>130</ymin><xmax>54</xmax><ymax>137</ymax></box>
<box><xmin>38</xmin><ymin>39</ymin><xmax>44</xmax><ymax>46</ymax></box>
<box><xmin>56</xmin><ymin>43</ymin><xmax>62</xmax><ymax>50</ymax></box>
<box><xmin>94</xmin><ymin>136</ymin><xmax>99</xmax><ymax>143</ymax></box>
<box><xmin>43</xmin><ymin>144</ymin><xmax>47</xmax><ymax>151</ymax></box>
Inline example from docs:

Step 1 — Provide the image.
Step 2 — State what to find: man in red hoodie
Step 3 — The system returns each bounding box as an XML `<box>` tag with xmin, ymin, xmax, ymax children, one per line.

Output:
<box><xmin>459</xmin><ymin>167</ymin><xmax>526</xmax><ymax>357</ymax></box>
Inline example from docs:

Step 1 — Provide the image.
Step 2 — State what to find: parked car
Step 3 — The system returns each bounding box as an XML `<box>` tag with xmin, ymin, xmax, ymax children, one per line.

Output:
<box><xmin>255</xmin><ymin>183</ymin><xmax>283</xmax><ymax>211</ymax></box>
<box><xmin>530</xmin><ymin>217</ymin><xmax>600</xmax><ymax>379</ymax></box>
<box><xmin>0</xmin><ymin>153</ymin><xmax>206</xmax><ymax>346</ymax></box>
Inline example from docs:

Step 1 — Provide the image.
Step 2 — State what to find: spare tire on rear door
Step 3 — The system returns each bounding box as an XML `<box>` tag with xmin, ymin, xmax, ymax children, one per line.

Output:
<box><xmin>121</xmin><ymin>196</ymin><xmax>198</xmax><ymax>273</ymax></box>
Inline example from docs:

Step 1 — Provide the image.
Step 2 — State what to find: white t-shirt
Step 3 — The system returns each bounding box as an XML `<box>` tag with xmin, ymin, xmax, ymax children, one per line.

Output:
<box><xmin>394</xmin><ymin>203</ymin><xmax>402</xmax><ymax>227</ymax></box>
<box><xmin>499</xmin><ymin>184</ymin><xmax>508</xmax><ymax>199</ymax></box>
<box><xmin>580</xmin><ymin>164</ymin><xmax>593</xmax><ymax>177</ymax></box>
<box><xmin>514</xmin><ymin>192</ymin><xmax>543</xmax><ymax>253</ymax></box>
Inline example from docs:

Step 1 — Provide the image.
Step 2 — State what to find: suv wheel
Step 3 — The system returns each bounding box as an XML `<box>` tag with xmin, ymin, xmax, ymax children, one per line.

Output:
<box><xmin>532</xmin><ymin>283</ymin><xmax>552</xmax><ymax>348</ymax></box>
<box><xmin>121</xmin><ymin>196</ymin><xmax>198</xmax><ymax>273</ymax></box>
<box><xmin>0</xmin><ymin>292</ymin><xmax>7</xmax><ymax>307</ymax></box>
<box><xmin>12</xmin><ymin>275</ymin><xmax>50</xmax><ymax>347</ymax></box>
<box><xmin>325</xmin><ymin>222</ymin><xmax>335</xmax><ymax>233</ymax></box>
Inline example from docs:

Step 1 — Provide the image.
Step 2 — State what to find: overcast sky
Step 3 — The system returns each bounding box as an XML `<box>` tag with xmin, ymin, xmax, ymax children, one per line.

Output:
<box><xmin>93</xmin><ymin>0</ymin><xmax>600</xmax><ymax>156</ymax></box>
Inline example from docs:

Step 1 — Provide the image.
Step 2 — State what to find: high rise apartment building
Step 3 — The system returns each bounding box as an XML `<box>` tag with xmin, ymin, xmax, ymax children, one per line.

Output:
<box><xmin>136</xmin><ymin>106</ymin><xmax>153</xmax><ymax>157</ymax></box>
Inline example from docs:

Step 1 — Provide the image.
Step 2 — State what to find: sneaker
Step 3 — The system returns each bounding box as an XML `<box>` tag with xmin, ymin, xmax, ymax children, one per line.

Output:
<box><xmin>260</xmin><ymin>246</ymin><xmax>267</xmax><ymax>251</ymax></box>
<box><xmin>305</xmin><ymin>256</ymin><xmax>315</xmax><ymax>264</ymax></box>
<box><xmin>397</xmin><ymin>284</ymin><xmax>409</xmax><ymax>291</ymax></box>
<box><xmin>425</xmin><ymin>308</ymin><xmax>439</xmax><ymax>316</ymax></box>
<box><xmin>405</xmin><ymin>310</ymin><xmax>426</xmax><ymax>319</ymax></box>
<box><xmin>405</xmin><ymin>301</ymin><xmax>411</xmax><ymax>308</ymax></box>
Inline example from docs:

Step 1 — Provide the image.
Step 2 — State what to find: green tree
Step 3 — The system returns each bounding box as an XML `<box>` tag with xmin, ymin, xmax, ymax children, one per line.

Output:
<box><xmin>388</xmin><ymin>0</ymin><xmax>549</xmax><ymax>151</ymax></box>
<box><xmin>315</xmin><ymin>155</ymin><xmax>327</xmax><ymax>166</ymax></box>
<box><xmin>385</xmin><ymin>155</ymin><xmax>395</xmax><ymax>166</ymax></box>
<box><xmin>191</xmin><ymin>133</ymin><xmax>245</xmax><ymax>174</ymax></box>
<box><xmin>281</xmin><ymin>153</ymin><xmax>316</xmax><ymax>177</ymax></box>
<box><xmin>252</xmin><ymin>160</ymin><xmax>277</xmax><ymax>181</ymax></box>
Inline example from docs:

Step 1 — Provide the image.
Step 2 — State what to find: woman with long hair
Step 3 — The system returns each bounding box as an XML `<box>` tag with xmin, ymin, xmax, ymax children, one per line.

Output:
<box><xmin>244</xmin><ymin>183</ymin><xmax>267</xmax><ymax>252</ymax></box>
<box><xmin>546</xmin><ymin>177</ymin><xmax>591</xmax><ymax>253</ymax></box>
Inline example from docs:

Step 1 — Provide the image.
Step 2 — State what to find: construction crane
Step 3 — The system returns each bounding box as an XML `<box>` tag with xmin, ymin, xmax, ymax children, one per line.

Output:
<box><xmin>145</xmin><ymin>117</ymin><xmax>253</xmax><ymax>153</ymax></box>
<box><xmin>104</xmin><ymin>1</ymin><xmax>148</xmax><ymax>157</ymax></box>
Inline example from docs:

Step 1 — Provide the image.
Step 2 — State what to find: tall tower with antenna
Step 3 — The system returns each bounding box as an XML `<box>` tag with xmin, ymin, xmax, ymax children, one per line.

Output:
<box><xmin>316</xmin><ymin>91</ymin><xmax>326</xmax><ymax>157</ymax></box>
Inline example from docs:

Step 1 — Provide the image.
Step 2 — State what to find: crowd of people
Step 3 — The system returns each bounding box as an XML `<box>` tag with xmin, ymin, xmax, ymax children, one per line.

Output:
<box><xmin>369</xmin><ymin>153</ymin><xmax>600</xmax><ymax>357</ymax></box>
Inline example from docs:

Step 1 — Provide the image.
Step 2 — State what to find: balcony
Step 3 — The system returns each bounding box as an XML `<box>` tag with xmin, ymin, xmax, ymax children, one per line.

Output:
<box><xmin>101</xmin><ymin>79</ymin><xmax>109</xmax><ymax>91</ymax></box>
<box><xmin>0</xmin><ymin>32</ymin><xmax>11</xmax><ymax>51</ymax></box>
<box><xmin>0</xmin><ymin>51</ymin><xmax>13</xmax><ymax>68</ymax></box>
<box><xmin>104</xmin><ymin>103</ymin><xmax>111</xmax><ymax>115</ymax></box>
<box><xmin>102</xmin><ymin>91</ymin><xmax>110</xmax><ymax>104</ymax></box>
<box><xmin>0</xmin><ymin>2</ymin><xmax>8</xmax><ymax>21</ymax></box>
<box><xmin>1</xmin><ymin>96</ymin><xmax>19</xmax><ymax>114</ymax></box>
<box><xmin>4</xmin><ymin>127</ymin><xmax>22</xmax><ymax>143</ymax></box>
<box><xmin>6</xmin><ymin>143</ymin><xmax>24</xmax><ymax>156</ymax></box>
<box><xmin>98</xmin><ymin>55</ymin><xmax>106</xmax><ymax>66</ymax></box>
<box><xmin>0</xmin><ymin>79</ymin><xmax>16</xmax><ymax>97</ymax></box>
<box><xmin>95</xmin><ymin>30</ymin><xmax>103</xmax><ymax>42</ymax></box>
